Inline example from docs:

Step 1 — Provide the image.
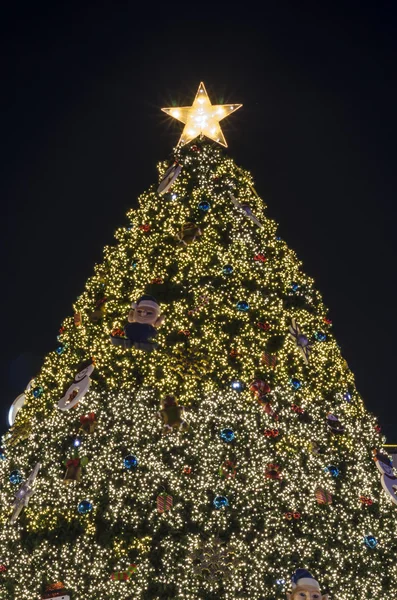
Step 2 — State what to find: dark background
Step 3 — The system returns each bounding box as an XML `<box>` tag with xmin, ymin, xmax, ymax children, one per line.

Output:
<box><xmin>1</xmin><ymin>4</ymin><xmax>396</xmax><ymax>438</ymax></box>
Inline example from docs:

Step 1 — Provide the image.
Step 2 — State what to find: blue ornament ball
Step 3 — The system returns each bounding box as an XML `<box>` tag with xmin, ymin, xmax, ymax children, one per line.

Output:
<box><xmin>315</xmin><ymin>331</ymin><xmax>327</xmax><ymax>342</ymax></box>
<box><xmin>344</xmin><ymin>392</ymin><xmax>352</xmax><ymax>402</ymax></box>
<box><xmin>78</xmin><ymin>500</ymin><xmax>93</xmax><ymax>515</ymax></box>
<box><xmin>290</xmin><ymin>378</ymin><xmax>302</xmax><ymax>390</ymax></box>
<box><xmin>223</xmin><ymin>264</ymin><xmax>233</xmax><ymax>275</ymax></box>
<box><xmin>124</xmin><ymin>455</ymin><xmax>139</xmax><ymax>470</ymax></box>
<box><xmin>236</xmin><ymin>300</ymin><xmax>249</xmax><ymax>312</ymax></box>
<box><xmin>220</xmin><ymin>428</ymin><xmax>235</xmax><ymax>443</ymax></box>
<box><xmin>364</xmin><ymin>535</ymin><xmax>378</xmax><ymax>549</ymax></box>
<box><xmin>325</xmin><ymin>465</ymin><xmax>340</xmax><ymax>478</ymax></box>
<box><xmin>56</xmin><ymin>345</ymin><xmax>65</xmax><ymax>355</ymax></box>
<box><xmin>291</xmin><ymin>282</ymin><xmax>299</xmax><ymax>292</ymax></box>
<box><xmin>230</xmin><ymin>380</ymin><xmax>244</xmax><ymax>392</ymax></box>
<box><xmin>198</xmin><ymin>200</ymin><xmax>211</xmax><ymax>212</ymax></box>
<box><xmin>33</xmin><ymin>386</ymin><xmax>44</xmax><ymax>398</ymax></box>
<box><xmin>9</xmin><ymin>470</ymin><xmax>22</xmax><ymax>485</ymax></box>
<box><xmin>213</xmin><ymin>496</ymin><xmax>229</xmax><ymax>509</ymax></box>
<box><xmin>73</xmin><ymin>437</ymin><xmax>82</xmax><ymax>448</ymax></box>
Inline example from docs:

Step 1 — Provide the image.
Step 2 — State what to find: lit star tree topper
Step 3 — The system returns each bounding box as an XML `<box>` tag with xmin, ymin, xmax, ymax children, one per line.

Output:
<box><xmin>162</xmin><ymin>82</ymin><xmax>242</xmax><ymax>147</ymax></box>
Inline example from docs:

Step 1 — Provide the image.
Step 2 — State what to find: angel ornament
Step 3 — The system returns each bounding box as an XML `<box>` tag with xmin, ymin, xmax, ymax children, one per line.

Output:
<box><xmin>10</xmin><ymin>462</ymin><xmax>41</xmax><ymax>524</ymax></box>
<box><xmin>229</xmin><ymin>192</ymin><xmax>263</xmax><ymax>228</ymax></box>
<box><xmin>289</xmin><ymin>318</ymin><xmax>311</xmax><ymax>364</ymax></box>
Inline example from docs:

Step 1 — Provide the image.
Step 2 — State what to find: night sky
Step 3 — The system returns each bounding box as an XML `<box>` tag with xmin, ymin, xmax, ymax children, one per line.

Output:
<box><xmin>1</xmin><ymin>5</ymin><xmax>397</xmax><ymax>439</ymax></box>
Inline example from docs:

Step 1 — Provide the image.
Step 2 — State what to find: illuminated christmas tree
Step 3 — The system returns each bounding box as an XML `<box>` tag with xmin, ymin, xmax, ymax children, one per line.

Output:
<box><xmin>1</xmin><ymin>82</ymin><xmax>397</xmax><ymax>600</ymax></box>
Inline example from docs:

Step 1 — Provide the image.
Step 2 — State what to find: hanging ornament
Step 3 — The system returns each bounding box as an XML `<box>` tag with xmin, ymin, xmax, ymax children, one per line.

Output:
<box><xmin>230</xmin><ymin>380</ymin><xmax>244</xmax><ymax>392</ymax></box>
<box><xmin>110</xmin><ymin>295</ymin><xmax>165</xmax><ymax>352</ymax></box>
<box><xmin>343</xmin><ymin>392</ymin><xmax>352</xmax><ymax>403</ymax></box>
<box><xmin>262</xmin><ymin>352</ymin><xmax>277</xmax><ymax>368</ymax></box>
<box><xmin>315</xmin><ymin>331</ymin><xmax>327</xmax><ymax>342</ymax></box>
<box><xmin>290</xmin><ymin>378</ymin><xmax>302</xmax><ymax>390</ymax></box>
<box><xmin>9</xmin><ymin>470</ymin><xmax>23</xmax><ymax>485</ymax></box>
<box><xmin>157</xmin><ymin>395</ymin><xmax>189</xmax><ymax>434</ymax></box>
<box><xmin>33</xmin><ymin>386</ymin><xmax>44</xmax><ymax>398</ymax></box>
<box><xmin>263</xmin><ymin>401</ymin><xmax>279</xmax><ymax>420</ymax></box>
<box><xmin>291</xmin><ymin>404</ymin><xmax>304</xmax><ymax>414</ymax></box>
<box><xmin>110</xmin><ymin>564</ymin><xmax>137</xmax><ymax>581</ymax></box>
<box><xmin>219</xmin><ymin>460</ymin><xmax>237</xmax><ymax>479</ymax></box>
<box><xmin>9</xmin><ymin>462</ymin><xmax>41</xmax><ymax>524</ymax></box>
<box><xmin>264</xmin><ymin>428</ymin><xmax>279</xmax><ymax>438</ymax></box>
<box><xmin>79</xmin><ymin>412</ymin><xmax>98</xmax><ymax>434</ymax></box>
<box><xmin>77</xmin><ymin>500</ymin><xmax>93</xmax><ymax>514</ymax></box>
<box><xmin>373</xmin><ymin>449</ymin><xmax>397</xmax><ymax>505</ymax></box>
<box><xmin>236</xmin><ymin>300</ymin><xmax>250</xmax><ymax>312</ymax></box>
<box><xmin>139</xmin><ymin>223</ymin><xmax>151</xmax><ymax>232</ymax></box>
<box><xmin>176</xmin><ymin>222</ymin><xmax>202</xmax><ymax>245</ymax></box>
<box><xmin>327</xmin><ymin>413</ymin><xmax>345</xmax><ymax>435</ymax></box>
<box><xmin>151</xmin><ymin>277</ymin><xmax>164</xmax><ymax>284</ymax></box>
<box><xmin>58</xmin><ymin>363</ymin><xmax>95</xmax><ymax>411</ymax></box>
<box><xmin>198</xmin><ymin>200</ymin><xmax>211</xmax><ymax>212</ymax></box>
<box><xmin>74</xmin><ymin>311</ymin><xmax>82</xmax><ymax>326</ymax></box>
<box><xmin>374</xmin><ymin>424</ymin><xmax>382</xmax><ymax>434</ymax></box>
<box><xmin>183</xmin><ymin>466</ymin><xmax>193</xmax><ymax>475</ymax></box>
<box><xmin>157</xmin><ymin>162</ymin><xmax>182</xmax><ymax>195</ymax></box>
<box><xmin>229</xmin><ymin>348</ymin><xmax>239</xmax><ymax>358</ymax></box>
<box><xmin>124</xmin><ymin>455</ymin><xmax>139</xmax><ymax>470</ymax></box>
<box><xmin>213</xmin><ymin>496</ymin><xmax>229</xmax><ymax>509</ymax></box>
<box><xmin>157</xmin><ymin>492</ymin><xmax>173</xmax><ymax>513</ymax></box>
<box><xmin>360</xmin><ymin>496</ymin><xmax>373</xmax><ymax>506</ymax></box>
<box><xmin>222</xmin><ymin>264</ymin><xmax>233</xmax><ymax>275</ymax></box>
<box><xmin>265</xmin><ymin>464</ymin><xmax>282</xmax><ymax>480</ymax></box>
<box><xmin>257</xmin><ymin>322</ymin><xmax>271</xmax><ymax>331</ymax></box>
<box><xmin>63</xmin><ymin>458</ymin><xmax>82</xmax><ymax>484</ymax></box>
<box><xmin>56</xmin><ymin>345</ymin><xmax>66</xmax><ymax>355</ymax></box>
<box><xmin>291</xmin><ymin>282</ymin><xmax>300</xmax><ymax>292</ymax></box>
<box><xmin>189</xmin><ymin>537</ymin><xmax>240</xmax><ymax>581</ymax></box>
<box><xmin>284</xmin><ymin>511</ymin><xmax>301</xmax><ymax>520</ymax></box>
<box><xmin>323</xmin><ymin>317</ymin><xmax>332</xmax><ymax>325</ymax></box>
<box><xmin>220</xmin><ymin>428</ymin><xmax>235</xmax><ymax>443</ymax></box>
<box><xmin>288</xmin><ymin>318</ymin><xmax>311</xmax><ymax>364</ymax></box>
<box><xmin>229</xmin><ymin>192</ymin><xmax>263</xmax><ymax>228</ymax></box>
<box><xmin>0</xmin><ymin>565</ymin><xmax>7</xmax><ymax>573</ymax></box>
<box><xmin>324</xmin><ymin>465</ymin><xmax>340</xmax><ymax>478</ymax></box>
<box><xmin>249</xmin><ymin>379</ymin><xmax>271</xmax><ymax>403</ymax></box>
<box><xmin>254</xmin><ymin>253</ymin><xmax>267</xmax><ymax>262</ymax></box>
<box><xmin>310</xmin><ymin>441</ymin><xmax>321</xmax><ymax>454</ymax></box>
<box><xmin>315</xmin><ymin>487</ymin><xmax>332</xmax><ymax>505</ymax></box>
<box><xmin>364</xmin><ymin>535</ymin><xmax>378</xmax><ymax>549</ymax></box>
<box><xmin>89</xmin><ymin>297</ymin><xmax>107</xmax><ymax>323</ymax></box>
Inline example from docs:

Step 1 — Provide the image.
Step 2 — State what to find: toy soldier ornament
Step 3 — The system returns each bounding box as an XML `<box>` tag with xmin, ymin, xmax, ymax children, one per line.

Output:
<box><xmin>110</xmin><ymin>295</ymin><xmax>165</xmax><ymax>351</ymax></box>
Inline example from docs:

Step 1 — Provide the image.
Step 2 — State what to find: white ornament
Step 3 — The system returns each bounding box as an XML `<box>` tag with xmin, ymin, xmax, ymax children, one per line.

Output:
<box><xmin>229</xmin><ymin>192</ymin><xmax>263</xmax><ymax>228</ymax></box>
<box><xmin>8</xmin><ymin>379</ymin><xmax>34</xmax><ymax>426</ymax></box>
<box><xmin>58</xmin><ymin>364</ymin><xmax>95</xmax><ymax>411</ymax></box>
<box><xmin>373</xmin><ymin>450</ymin><xmax>397</xmax><ymax>505</ymax></box>
<box><xmin>10</xmin><ymin>462</ymin><xmax>41</xmax><ymax>524</ymax></box>
<box><xmin>288</xmin><ymin>318</ymin><xmax>311</xmax><ymax>364</ymax></box>
<box><xmin>157</xmin><ymin>162</ymin><xmax>182</xmax><ymax>195</ymax></box>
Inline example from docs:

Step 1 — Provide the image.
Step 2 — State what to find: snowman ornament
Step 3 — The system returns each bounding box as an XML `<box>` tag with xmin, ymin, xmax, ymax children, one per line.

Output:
<box><xmin>373</xmin><ymin>449</ymin><xmax>397</xmax><ymax>505</ymax></box>
<box><xmin>58</xmin><ymin>364</ymin><xmax>95</xmax><ymax>411</ymax></box>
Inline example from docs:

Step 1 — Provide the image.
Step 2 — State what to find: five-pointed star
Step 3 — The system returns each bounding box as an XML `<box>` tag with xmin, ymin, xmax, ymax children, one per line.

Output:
<box><xmin>162</xmin><ymin>82</ymin><xmax>242</xmax><ymax>147</ymax></box>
